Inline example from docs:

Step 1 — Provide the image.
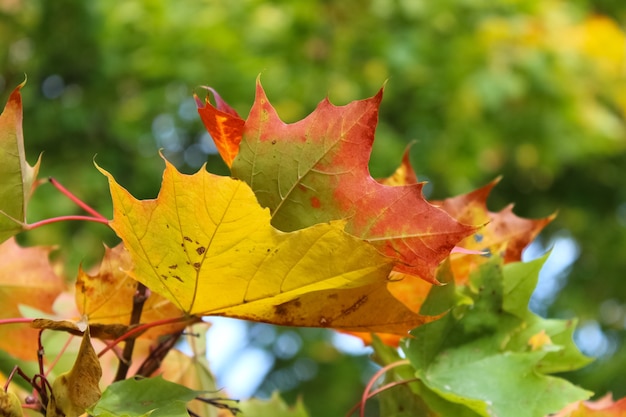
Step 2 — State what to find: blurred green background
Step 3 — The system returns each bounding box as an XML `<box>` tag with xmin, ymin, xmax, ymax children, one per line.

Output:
<box><xmin>2</xmin><ymin>0</ymin><xmax>626</xmax><ymax>415</ymax></box>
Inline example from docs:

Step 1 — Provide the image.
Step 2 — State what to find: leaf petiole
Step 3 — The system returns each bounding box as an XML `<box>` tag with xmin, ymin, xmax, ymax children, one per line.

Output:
<box><xmin>48</xmin><ymin>177</ymin><xmax>108</xmax><ymax>220</ymax></box>
<box><xmin>25</xmin><ymin>215</ymin><xmax>110</xmax><ymax>230</ymax></box>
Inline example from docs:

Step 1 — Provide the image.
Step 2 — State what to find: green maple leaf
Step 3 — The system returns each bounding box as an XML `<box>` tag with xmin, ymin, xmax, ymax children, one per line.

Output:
<box><xmin>401</xmin><ymin>256</ymin><xmax>593</xmax><ymax>417</ymax></box>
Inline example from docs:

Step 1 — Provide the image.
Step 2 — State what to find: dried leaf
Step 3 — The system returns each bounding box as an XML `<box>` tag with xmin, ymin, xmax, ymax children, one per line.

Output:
<box><xmin>47</xmin><ymin>327</ymin><xmax>102</xmax><ymax>417</ymax></box>
<box><xmin>0</xmin><ymin>390</ymin><xmax>24</xmax><ymax>417</ymax></box>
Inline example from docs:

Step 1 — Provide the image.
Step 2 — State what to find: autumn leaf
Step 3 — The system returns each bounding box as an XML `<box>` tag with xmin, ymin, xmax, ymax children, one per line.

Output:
<box><xmin>200</xmin><ymin>81</ymin><xmax>477</xmax><ymax>283</ymax></box>
<box><xmin>378</xmin><ymin>152</ymin><xmax>554</xmax><ymax>283</ymax></box>
<box><xmin>75</xmin><ymin>243</ymin><xmax>191</xmax><ymax>339</ymax></box>
<box><xmin>435</xmin><ymin>179</ymin><xmax>555</xmax><ymax>283</ymax></box>
<box><xmin>99</xmin><ymin>157</ymin><xmax>436</xmax><ymax>333</ymax></box>
<box><xmin>551</xmin><ymin>394</ymin><xmax>626</xmax><ymax>417</ymax></box>
<box><xmin>0</xmin><ymin>238</ymin><xmax>65</xmax><ymax>361</ymax></box>
<box><xmin>195</xmin><ymin>86</ymin><xmax>244</xmax><ymax>167</ymax></box>
<box><xmin>47</xmin><ymin>327</ymin><xmax>102</xmax><ymax>417</ymax></box>
<box><xmin>0</xmin><ymin>389</ymin><xmax>24</xmax><ymax>417</ymax></box>
<box><xmin>0</xmin><ymin>81</ymin><xmax>41</xmax><ymax>243</ymax></box>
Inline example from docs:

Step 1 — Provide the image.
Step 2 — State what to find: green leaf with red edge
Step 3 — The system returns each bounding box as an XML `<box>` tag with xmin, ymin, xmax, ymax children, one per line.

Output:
<box><xmin>0</xmin><ymin>81</ymin><xmax>42</xmax><ymax>243</ymax></box>
<box><xmin>213</xmin><ymin>81</ymin><xmax>477</xmax><ymax>284</ymax></box>
<box><xmin>0</xmin><ymin>238</ymin><xmax>65</xmax><ymax>361</ymax></box>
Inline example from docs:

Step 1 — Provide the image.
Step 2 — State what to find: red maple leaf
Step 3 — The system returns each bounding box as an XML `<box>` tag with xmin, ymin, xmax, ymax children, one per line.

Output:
<box><xmin>198</xmin><ymin>81</ymin><xmax>477</xmax><ymax>283</ymax></box>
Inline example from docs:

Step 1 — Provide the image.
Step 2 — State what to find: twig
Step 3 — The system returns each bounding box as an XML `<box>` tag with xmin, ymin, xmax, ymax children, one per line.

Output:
<box><xmin>114</xmin><ymin>283</ymin><xmax>149</xmax><ymax>381</ymax></box>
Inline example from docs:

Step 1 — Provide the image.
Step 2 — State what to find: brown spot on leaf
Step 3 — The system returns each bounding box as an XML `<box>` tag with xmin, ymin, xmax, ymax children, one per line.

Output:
<box><xmin>196</xmin><ymin>246</ymin><xmax>206</xmax><ymax>255</ymax></box>
<box><xmin>183</xmin><ymin>236</ymin><xmax>192</xmax><ymax>242</ymax></box>
<box><xmin>274</xmin><ymin>304</ymin><xmax>287</xmax><ymax>317</ymax></box>
<box><xmin>327</xmin><ymin>293</ymin><xmax>339</xmax><ymax>300</ymax></box>
<box><xmin>172</xmin><ymin>275</ymin><xmax>183</xmax><ymax>282</ymax></box>
<box><xmin>193</xmin><ymin>262</ymin><xmax>201</xmax><ymax>269</ymax></box>
<box><xmin>168</xmin><ymin>265</ymin><xmax>178</xmax><ymax>270</ymax></box>
<box><xmin>341</xmin><ymin>295</ymin><xmax>368</xmax><ymax>317</ymax></box>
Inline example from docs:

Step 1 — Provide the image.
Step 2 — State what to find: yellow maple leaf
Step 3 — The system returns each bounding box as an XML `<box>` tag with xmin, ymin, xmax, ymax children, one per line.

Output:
<box><xmin>98</xmin><ymin>157</ymin><xmax>435</xmax><ymax>333</ymax></box>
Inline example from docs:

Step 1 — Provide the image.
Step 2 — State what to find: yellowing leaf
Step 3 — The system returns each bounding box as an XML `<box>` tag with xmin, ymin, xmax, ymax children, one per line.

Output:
<box><xmin>0</xmin><ymin>81</ymin><xmax>41</xmax><ymax>243</ymax></box>
<box><xmin>0</xmin><ymin>390</ymin><xmax>24</xmax><ymax>417</ymax></box>
<box><xmin>99</xmin><ymin>157</ymin><xmax>434</xmax><ymax>333</ymax></box>
<box><xmin>0</xmin><ymin>238</ymin><xmax>65</xmax><ymax>361</ymax></box>
<box><xmin>47</xmin><ymin>327</ymin><xmax>102</xmax><ymax>417</ymax></box>
<box><xmin>75</xmin><ymin>243</ymin><xmax>189</xmax><ymax>339</ymax></box>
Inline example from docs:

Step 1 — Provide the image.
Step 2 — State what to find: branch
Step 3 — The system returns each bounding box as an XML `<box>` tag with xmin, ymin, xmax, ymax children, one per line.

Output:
<box><xmin>114</xmin><ymin>283</ymin><xmax>149</xmax><ymax>381</ymax></box>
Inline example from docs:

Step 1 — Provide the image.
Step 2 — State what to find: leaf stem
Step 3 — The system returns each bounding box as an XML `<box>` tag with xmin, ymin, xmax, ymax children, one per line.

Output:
<box><xmin>0</xmin><ymin>317</ymin><xmax>34</xmax><ymax>326</ymax></box>
<box><xmin>48</xmin><ymin>177</ymin><xmax>108</xmax><ymax>220</ymax></box>
<box><xmin>348</xmin><ymin>359</ymin><xmax>411</xmax><ymax>417</ymax></box>
<box><xmin>25</xmin><ymin>215</ymin><xmax>110</xmax><ymax>230</ymax></box>
<box><xmin>99</xmin><ymin>315</ymin><xmax>196</xmax><ymax>358</ymax></box>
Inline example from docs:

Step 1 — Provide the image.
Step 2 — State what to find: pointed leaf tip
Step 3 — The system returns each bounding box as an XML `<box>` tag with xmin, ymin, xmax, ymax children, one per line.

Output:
<box><xmin>196</xmin><ymin>86</ymin><xmax>244</xmax><ymax>167</ymax></box>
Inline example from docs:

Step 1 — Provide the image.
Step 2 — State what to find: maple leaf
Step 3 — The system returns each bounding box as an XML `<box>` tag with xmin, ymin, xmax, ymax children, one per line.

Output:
<box><xmin>0</xmin><ymin>238</ymin><xmax>65</xmax><ymax>361</ymax></box>
<box><xmin>0</xmin><ymin>81</ymin><xmax>41</xmax><ymax>243</ymax></box>
<box><xmin>99</xmin><ymin>157</ymin><xmax>435</xmax><ymax>333</ymax></box>
<box><xmin>434</xmin><ymin>179</ymin><xmax>555</xmax><ymax>283</ymax></box>
<box><xmin>379</xmin><ymin>151</ymin><xmax>554</xmax><ymax>283</ymax></box>
<box><xmin>402</xmin><ymin>256</ymin><xmax>592</xmax><ymax>417</ymax></box>
<box><xmin>198</xmin><ymin>81</ymin><xmax>477</xmax><ymax>284</ymax></box>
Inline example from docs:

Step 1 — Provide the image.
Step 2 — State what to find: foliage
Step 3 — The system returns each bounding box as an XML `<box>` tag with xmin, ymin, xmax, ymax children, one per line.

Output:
<box><xmin>0</xmin><ymin>73</ymin><xmax>625</xmax><ymax>417</ymax></box>
<box><xmin>3</xmin><ymin>0</ymin><xmax>626</xmax><ymax>402</ymax></box>
<box><xmin>2</xmin><ymin>1</ymin><xmax>626</xmax><ymax>415</ymax></box>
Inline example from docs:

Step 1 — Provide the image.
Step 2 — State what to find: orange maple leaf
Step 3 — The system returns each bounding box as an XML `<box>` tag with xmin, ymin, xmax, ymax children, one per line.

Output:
<box><xmin>0</xmin><ymin>238</ymin><xmax>65</xmax><ymax>360</ymax></box>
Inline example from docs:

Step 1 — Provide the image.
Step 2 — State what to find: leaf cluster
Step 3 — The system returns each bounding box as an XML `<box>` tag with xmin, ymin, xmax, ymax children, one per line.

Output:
<box><xmin>0</xmin><ymin>77</ymin><xmax>624</xmax><ymax>417</ymax></box>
